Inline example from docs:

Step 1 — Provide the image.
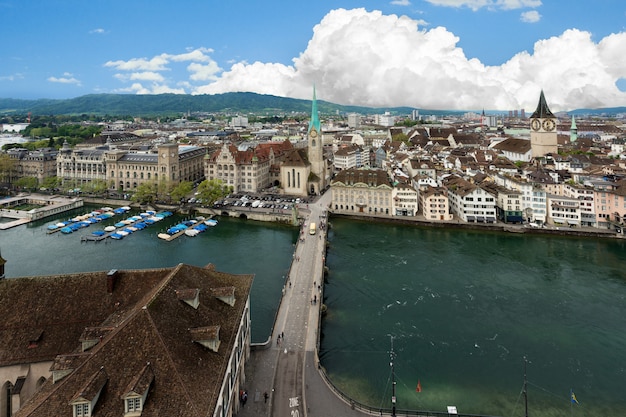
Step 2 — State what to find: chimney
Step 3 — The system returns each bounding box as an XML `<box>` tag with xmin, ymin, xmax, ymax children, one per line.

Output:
<box><xmin>107</xmin><ymin>269</ymin><xmax>118</xmax><ymax>293</ymax></box>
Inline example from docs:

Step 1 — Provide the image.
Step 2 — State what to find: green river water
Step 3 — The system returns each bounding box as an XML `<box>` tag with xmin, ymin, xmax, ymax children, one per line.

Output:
<box><xmin>2</xmin><ymin>206</ymin><xmax>625</xmax><ymax>416</ymax></box>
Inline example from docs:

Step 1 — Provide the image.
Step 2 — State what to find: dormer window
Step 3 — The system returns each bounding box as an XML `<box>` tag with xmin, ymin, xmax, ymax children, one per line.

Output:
<box><xmin>74</xmin><ymin>402</ymin><xmax>90</xmax><ymax>417</ymax></box>
<box><xmin>121</xmin><ymin>363</ymin><xmax>154</xmax><ymax>416</ymax></box>
<box><xmin>126</xmin><ymin>397</ymin><xmax>142</xmax><ymax>414</ymax></box>
<box><xmin>176</xmin><ymin>288</ymin><xmax>200</xmax><ymax>309</ymax></box>
<box><xmin>69</xmin><ymin>368</ymin><xmax>107</xmax><ymax>417</ymax></box>
<box><xmin>190</xmin><ymin>326</ymin><xmax>221</xmax><ymax>352</ymax></box>
<box><xmin>211</xmin><ymin>287</ymin><xmax>236</xmax><ymax>306</ymax></box>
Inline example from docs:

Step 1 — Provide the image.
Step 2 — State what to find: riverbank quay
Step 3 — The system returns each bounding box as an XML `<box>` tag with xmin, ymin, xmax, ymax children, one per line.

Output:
<box><xmin>0</xmin><ymin>193</ymin><xmax>83</xmax><ymax>229</ymax></box>
<box><xmin>329</xmin><ymin>211</ymin><xmax>620</xmax><ymax>240</ymax></box>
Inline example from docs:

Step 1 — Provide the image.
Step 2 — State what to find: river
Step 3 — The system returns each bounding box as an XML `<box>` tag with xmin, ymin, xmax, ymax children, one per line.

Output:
<box><xmin>1</xmin><ymin>204</ymin><xmax>298</xmax><ymax>343</ymax></box>
<box><xmin>2</xmin><ymin>206</ymin><xmax>625</xmax><ymax>416</ymax></box>
<box><xmin>320</xmin><ymin>217</ymin><xmax>626</xmax><ymax>417</ymax></box>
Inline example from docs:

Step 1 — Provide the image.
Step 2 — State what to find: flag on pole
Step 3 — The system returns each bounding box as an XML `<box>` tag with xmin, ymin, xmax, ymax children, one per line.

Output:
<box><xmin>570</xmin><ymin>389</ymin><xmax>578</xmax><ymax>404</ymax></box>
<box><xmin>416</xmin><ymin>380</ymin><xmax>422</xmax><ymax>393</ymax></box>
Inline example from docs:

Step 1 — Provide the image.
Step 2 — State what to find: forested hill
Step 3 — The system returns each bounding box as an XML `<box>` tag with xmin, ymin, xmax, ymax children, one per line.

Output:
<box><xmin>0</xmin><ymin>92</ymin><xmax>416</xmax><ymax>116</ymax></box>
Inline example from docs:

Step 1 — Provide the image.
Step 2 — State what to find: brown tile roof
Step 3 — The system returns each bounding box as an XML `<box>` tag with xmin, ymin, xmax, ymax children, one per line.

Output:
<box><xmin>9</xmin><ymin>263</ymin><xmax>254</xmax><ymax>417</ymax></box>
<box><xmin>493</xmin><ymin>138</ymin><xmax>531</xmax><ymax>154</ymax></box>
<box><xmin>282</xmin><ymin>148</ymin><xmax>310</xmax><ymax>167</ymax></box>
<box><xmin>331</xmin><ymin>168</ymin><xmax>392</xmax><ymax>188</ymax></box>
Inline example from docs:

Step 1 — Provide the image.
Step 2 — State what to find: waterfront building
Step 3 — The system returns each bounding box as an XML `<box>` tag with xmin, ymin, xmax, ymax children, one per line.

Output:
<box><xmin>443</xmin><ymin>175</ymin><xmax>497</xmax><ymax>223</ymax></box>
<box><xmin>562</xmin><ymin>182</ymin><xmax>596</xmax><ymax>227</ymax></box>
<box><xmin>0</xmin><ymin>263</ymin><xmax>253</xmax><ymax>417</ymax></box>
<box><xmin>57</xmin><ymin>141</ymin><xmax>205</xmax><ymax>192</ymax></box>
<box><xmin>547</xmin><ymin>193</ymin><xmax>581</xmax><ymax>226</ymax></box>
<box><xmin>495</xmin><ymin>173</ymin><xmax>548</xmax><ymax>224</ymax></box>
<box><xmin>392</xmin><ymin>182</ymin><xmax>418</xmax><ymax>216</ymax></box>
<box><xmin>419</xmin><ymin>185</ymin><xmax>453</xmax><ymax>221</ymax></box>
<box><xmin>481</xmin><ymin>182</ymin><xmax>524</xmax><ymax>223</ymax></box>
<box><xmin>530</xmin><ymin>90</ymin><xmax>558</xmax><ymax>158</ymax></box>
<box><xmin>57</xmin><ymin>140</ymin><xmax>108</xmax><ymax>186</ymax></box>
<box><xmin>594</xmin><ymin>180</ymin><xmax>626</xmax><ymax>229</ymax></box>
<box><xmin>330</xmin><ymin>168</ymin><xmax>393</xmax><ymax>215</ymax></box>
<box><xmin>7</xmin><ymin>148</ymin><xmax>58</xmax><ymax>184</ymax></box>
<box><xmin>107</xmin><ymin>142</ymin><xmax>205</xmax><ymax>191</ymax></box>
<box><xmin>204</xmin><ymin>141</ymin><xmax>292</xmax><ymax>193</ymax></box>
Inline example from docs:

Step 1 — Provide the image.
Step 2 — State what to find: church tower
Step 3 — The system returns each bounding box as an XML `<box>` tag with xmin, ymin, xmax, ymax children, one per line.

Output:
<box><xmin>530</xmin><ymin>90</ymin><xmax>558</xmax><ymax>158</ymax></box>
<box><xmin>307</xmin><ymin>86</ymin><xmax>325</xmax><ymax>193</ymax></box>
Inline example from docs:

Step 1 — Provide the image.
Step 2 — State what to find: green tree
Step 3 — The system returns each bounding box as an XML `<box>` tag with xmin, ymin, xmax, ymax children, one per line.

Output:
<box><xmin>170</xmin><ymin>181</ymin><xmax>193</xmax><ymax>203</ymax></box>
<box><xmin>15</xmin><ymin>176</ymin><xmax>39</xmax><ymax>190</ymax></box>
<box><xmin>41</xmin><ymin>176</ymin><xmax>59</xmax><ymax>190</ymax></box>
<box><xmin>132</xmin><ymin>182</ymin><xmax>157</xmax><ymax>205</ymax></box>
<box><xmin>391</xmin><ymin>132</ymin><xmax>410</xmax><ymax>145</ymax></box>
<box><xmin>196</xmin><ymin>179</ymin><xmax>231</xmax><ymax>206</ymax></box>
<box><xmin>0</xmin><ymin>154</ymin><xmax>17</xmax><ymax>186</ymax></box>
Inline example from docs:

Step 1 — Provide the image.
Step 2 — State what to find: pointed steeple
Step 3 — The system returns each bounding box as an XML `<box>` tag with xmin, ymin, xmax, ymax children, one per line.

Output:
<box><xmin>308</xmin><ymin>85</ymin><xmax>321</xmax><ymax>134</ymax></box>
<box><xmin>530</xmin><ymin>90</ymin><xmax>554</xmax><ymax>119</ymax></box>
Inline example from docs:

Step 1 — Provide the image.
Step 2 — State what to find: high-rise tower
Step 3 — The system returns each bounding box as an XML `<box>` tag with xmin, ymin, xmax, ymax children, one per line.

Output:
<box><xmin>529</xmin><ymin>90</ymin><xmax>558</xmax><ymax>158</ymax></box>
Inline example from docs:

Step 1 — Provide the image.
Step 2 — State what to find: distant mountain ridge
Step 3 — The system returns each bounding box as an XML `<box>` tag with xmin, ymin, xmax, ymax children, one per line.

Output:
<box><xmin>0</xmin><ymin>92</ymin><xmax>418</xmax><ymax>117</ymax></box>
<box><xmin>0</xmin><ymin>92</ymin><xmax>624</xmax><ymax>117</ymax></box>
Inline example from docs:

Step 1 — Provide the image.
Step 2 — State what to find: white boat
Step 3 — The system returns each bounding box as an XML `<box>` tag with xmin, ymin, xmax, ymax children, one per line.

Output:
<box><xmin>104</xmin><ymin>226</ymin><xmax>116</xmax><ymax>232</ymax></box>
<box><xmin>205</xmin><ymin>219</ymin><xmax>218</xmax><ymax>226</ymax></box>
<box><xmin>157</xmin><ymin>233</ymin><xmax>171</xmax><ymax>240</ymax></box>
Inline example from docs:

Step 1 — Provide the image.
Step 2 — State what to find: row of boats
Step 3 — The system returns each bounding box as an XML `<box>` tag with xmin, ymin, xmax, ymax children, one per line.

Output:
<box><xmin>103</xmin><ymin>211</ymin><xmax>174</xmax><ymax>240</ymax></box>
<box><xmin>46</xmin><ymin>206</ymin><xmax>131</xmax><ymax>234</ymax></box>
<box><xmin>47</xmin><ymin>206</ymin><xmax>218</xmax><ymax>242</ymax></box>
<box><xmin>157</xmin><ymin>218</ymin><xmax>218</xmax><ymax>240</ymax></box>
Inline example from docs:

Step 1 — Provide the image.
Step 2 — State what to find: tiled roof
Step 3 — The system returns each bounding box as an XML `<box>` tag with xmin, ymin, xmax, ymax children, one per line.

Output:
<box><xmin>331</xmin><ymin>168</ymin><xmax>392</xmax><ymax>188</ymax></box>
<box><xmin>7</xmin><ymin>263</ymin><xmax>253</xmax><ymax>417</ymax></box>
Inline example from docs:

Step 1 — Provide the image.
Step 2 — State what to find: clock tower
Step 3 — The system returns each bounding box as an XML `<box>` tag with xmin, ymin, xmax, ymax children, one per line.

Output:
<box><xmin>529</xmin><ymin>90</ymin><xmax>558</xmax><ymax>158</ymax></box>
<box><xmin>307</xmin><ymin>86</ymin><xmax>325</xmax><ymax>194</ymax></box>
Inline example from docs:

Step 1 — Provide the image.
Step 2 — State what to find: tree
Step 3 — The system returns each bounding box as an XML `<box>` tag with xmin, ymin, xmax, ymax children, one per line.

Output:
<box><xmin>41</xmin><ymin>176</ymin><xmax>59</xmax><ymax>190</ymax></box>
<box><xmin>0</xmin><ymin>154</ymin><xmax>17</xmax><ymax>186</ymax></box>
<box><xmin>170</xmin><ymin>181</ymin><xmax>193</xmax><ymax>203</ymax></box>
<box><xmin>196</xmin><ymin>179</ymin><xmax>232</xmax><ymax>206</ymax></box>
<box><xmin>15</xmin><ymin>176</ymin><xmax>38</xmax><ymax>190</ymax></box>
<box><xmin>132</xmin><ymin>182</ymin><xmax>156</xmax><ymax>205</ymax></box>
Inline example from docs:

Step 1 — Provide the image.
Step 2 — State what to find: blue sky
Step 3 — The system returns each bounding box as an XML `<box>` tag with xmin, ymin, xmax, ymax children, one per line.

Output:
<box><xmin>1</xmin><ymin>0</ymin><xmax>626</xmax><ymax>111</ymax></box>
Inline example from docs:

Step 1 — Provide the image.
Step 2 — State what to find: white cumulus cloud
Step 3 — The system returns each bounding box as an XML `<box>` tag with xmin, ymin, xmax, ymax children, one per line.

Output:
<box><xmin>425</xmin><ymin>0</ymin><xmax>542</xmax><ymax>11</ymax></box>
<box><xmin>48</xmin><ymin>72</ymin><xmax>81</xmax><ymax>85</ymax></box>
<box><xmin>391</xmin><ymin>0</ymin><xmax>411</xmax><ymax>6</ymax></box>
<box><xmin>196</xmin><ymin>8</ymin><xmax>626</xmax><ymax>111</ymax></box>
<box><xmin>520</xmin><ymin>10</ymin><xmax>541</xmax><ymax>23</ymax></box>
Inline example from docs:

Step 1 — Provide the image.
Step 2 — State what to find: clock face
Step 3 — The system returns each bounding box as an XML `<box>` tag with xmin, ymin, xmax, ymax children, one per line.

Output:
<box><xmin>310</xmin><ymin>129</ymin><xmax>318</xmax><ymax>138</ymax></box>
<box><xmin>542</xmin><ymin>119</ymin><xmax>555</xmax><ymax>131</ymax></box>
<box><xmin>531</xmin><ymin>119</ymin><xmax>541</xmax><ymax>131</ymax></box>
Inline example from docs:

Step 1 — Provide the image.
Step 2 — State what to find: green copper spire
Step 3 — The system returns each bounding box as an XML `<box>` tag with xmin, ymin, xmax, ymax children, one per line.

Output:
<box><xmin>308</xmin><ymin>85</ymin><xmax>321</xmax><ymax>134</ymax></box>
<box><xmin>570</xmin><ymin>114</ymin><xmax>577</xmax><ymax>130</ymax></box>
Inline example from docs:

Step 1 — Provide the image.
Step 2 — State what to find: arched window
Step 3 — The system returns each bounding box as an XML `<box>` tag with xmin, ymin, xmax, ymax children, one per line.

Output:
<box><xmin>1</xmin><ymin>381</ymin><xmax>13</xmax><ymax>417</ymax></box>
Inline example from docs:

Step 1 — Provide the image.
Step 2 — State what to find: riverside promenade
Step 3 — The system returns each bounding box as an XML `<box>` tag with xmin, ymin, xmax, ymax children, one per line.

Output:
<box><xmin>238</xmin><ymin>191</ymin><xmax>367</xmax><ymax>417</ymax></box>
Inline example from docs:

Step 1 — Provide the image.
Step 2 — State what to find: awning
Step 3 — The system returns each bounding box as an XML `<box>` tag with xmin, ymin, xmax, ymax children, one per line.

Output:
<box><xmin>466</xmin><ymin>216</ymin><xmax>475</xmax><ymax>221</ymax></box>
<box><xmin>477</xmin><ymin>216</ymin><xmax>485</xmax><ymax>222</ymax></box>
<box><xmin>567</xmin><ymin>220</ymin><xmax>578</xmax><ymax>225</ymax></box>
<box><xmin>486</xmin><ymin>217</ymin><xmax>496</xmax><ymax>222</ymax></box>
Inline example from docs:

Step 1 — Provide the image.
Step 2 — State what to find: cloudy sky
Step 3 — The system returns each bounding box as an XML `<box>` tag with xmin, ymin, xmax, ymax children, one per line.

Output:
<box><xmin>1</xmin><ymin>0</ymin><xmax>625</xmax><ymax>111</ymax></box>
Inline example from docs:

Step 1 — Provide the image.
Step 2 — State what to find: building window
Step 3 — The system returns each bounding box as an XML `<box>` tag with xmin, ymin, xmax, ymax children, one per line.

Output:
<box><xmin>74</xmin><ymin>402</ymin><xmax>90</xmax><ymax>417</ymax></box>
<box><xmin>126</xmin><ymin>397</ymin><xmax>142</xmax><ymax>413</ymax></box>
